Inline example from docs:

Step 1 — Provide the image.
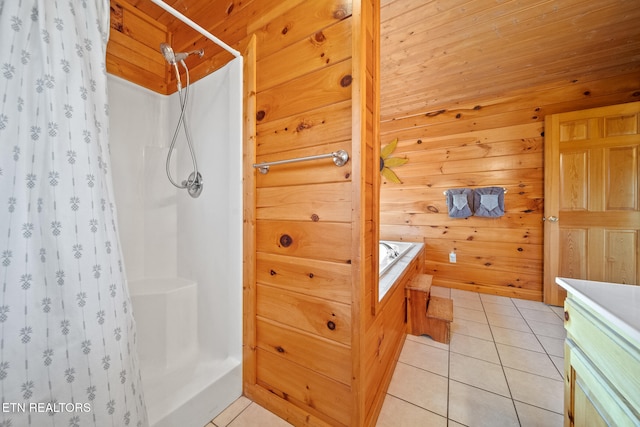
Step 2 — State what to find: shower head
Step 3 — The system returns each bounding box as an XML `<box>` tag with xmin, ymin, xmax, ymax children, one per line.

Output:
<box><xmin>159</xmin><ymin>43</ymin><xmax>204</xmax><ymax>65</ymax></box>
<box><xmin>160</xmin><ymin>43</ymin><xmax>177</xmax><ymax>64</ymax></box>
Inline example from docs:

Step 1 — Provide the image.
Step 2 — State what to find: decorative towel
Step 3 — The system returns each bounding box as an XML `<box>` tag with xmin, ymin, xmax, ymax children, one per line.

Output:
<box><xmin>473</xmin><ymin>187</ymin><xmax>505</xmax><ymax>217</ymax></box>
<box><xmin>446</xmin><ymin>188</ymin><xmax>474</xmax><ymax>218</ymax></box>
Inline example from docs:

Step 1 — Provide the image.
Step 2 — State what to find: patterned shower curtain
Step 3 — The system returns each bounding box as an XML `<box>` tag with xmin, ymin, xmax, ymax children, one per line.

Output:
<box><xmin>0</xmin><ymin>1</ymin><xmax>147</xmax><ymax>426</ymax></box>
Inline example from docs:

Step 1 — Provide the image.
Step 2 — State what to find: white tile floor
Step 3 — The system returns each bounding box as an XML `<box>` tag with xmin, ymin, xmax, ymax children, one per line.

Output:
<box><xmin>205</xmin><ymin>287</ymin><xmax>566</xmax><ymax>427</ymax></box>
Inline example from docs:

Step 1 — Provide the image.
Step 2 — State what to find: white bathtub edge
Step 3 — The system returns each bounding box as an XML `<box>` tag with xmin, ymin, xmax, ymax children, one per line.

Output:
<box><xmin>379</xmin><ymin>242</ymin><xmax>424</xmax><ymax>301</ymax></box>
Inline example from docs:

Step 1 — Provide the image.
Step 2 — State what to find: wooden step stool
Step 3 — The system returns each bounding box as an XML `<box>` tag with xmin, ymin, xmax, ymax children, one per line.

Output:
<box><xmin>406</xmin><ymin>274</ymin><xmax>453</xmax><ymax>344</ymax></box>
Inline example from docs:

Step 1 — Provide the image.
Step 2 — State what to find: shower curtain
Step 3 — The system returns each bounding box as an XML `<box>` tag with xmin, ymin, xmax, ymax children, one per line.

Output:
<box><xmin>0</xmin><ymin>1</ymin><xmax>147</xmax><ymax>426</ymax></box>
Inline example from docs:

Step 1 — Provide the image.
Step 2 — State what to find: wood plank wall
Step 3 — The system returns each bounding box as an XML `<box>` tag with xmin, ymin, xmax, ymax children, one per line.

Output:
<box><xmin>378</xmin><ymin>0</ymin><xmax>640</xmax><ymax>301</ymax></box>
<box><xmin>247</xmin><ymin>1</ymin><xmax>365</xmax><ymax>426</ymax></box>
<box><xmin>108</xmin><ymin>1</ymin><xmax>394</xmax><ymax>424</ymax></box>
<box><xmin>108</xmin><ymin>1</ymin><xmax>169</xmax><ymax>93</ymax></box>
<box><xmin>108</xmin><ymin>0</ymin><xmax>248</xmax><ymax>94</ymax></box>
<box><xmin>106</xmin><ymin>0</ymin><xmax>640</xmax><ymax>423</ymax></box>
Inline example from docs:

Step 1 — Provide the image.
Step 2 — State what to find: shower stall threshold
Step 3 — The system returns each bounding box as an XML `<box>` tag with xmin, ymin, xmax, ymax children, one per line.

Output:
<box><xmin>143</xmin><ymin>356</ymin><xmax>241</xmax><ymax>427</ymax></box>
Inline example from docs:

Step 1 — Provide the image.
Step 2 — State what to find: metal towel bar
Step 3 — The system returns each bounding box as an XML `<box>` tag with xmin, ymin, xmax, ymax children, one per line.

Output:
<box><xmin>253</xmin><ymin>150</ymin><xmax>349</xmax><ymax>174</ymax></box>
<box><xmin>443</xmin><ymin>187</ymin><xmax>507</xmax><ymax>195</ymax></box>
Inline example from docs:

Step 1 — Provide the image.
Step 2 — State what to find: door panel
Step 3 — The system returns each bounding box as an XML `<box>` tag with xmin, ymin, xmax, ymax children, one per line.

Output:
<box><xmin>559</xmin><ymin>228</ymin><xmax>588</xmax><ymax>279</ymax></box>
<box><xmin>560</xmin><ymin>151</ymin><xmax>588</xmax><ymax>210</ymax></box>
<box><xmin>544</xmin><ymin>101</ymin><xmax>640</xmax><ymax>306</ymax></box>
<box><xmin>606</xmin><ymin>146</ymin><xmax>638</xmax><ymax>210</ymax></box>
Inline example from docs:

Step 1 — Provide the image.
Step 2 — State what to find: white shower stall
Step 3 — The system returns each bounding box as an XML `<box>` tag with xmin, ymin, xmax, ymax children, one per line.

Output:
<box><xmin>108</xmin><ymin>58</ymin><xmax>243</xmax><ymax>427</ymax></box>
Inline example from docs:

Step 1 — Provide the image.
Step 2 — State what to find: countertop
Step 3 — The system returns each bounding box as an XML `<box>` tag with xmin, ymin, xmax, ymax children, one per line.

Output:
<box><xmin>556</xmin><ymin>277</ymin><xmax>640</xmax><ymax>344</ymax></box>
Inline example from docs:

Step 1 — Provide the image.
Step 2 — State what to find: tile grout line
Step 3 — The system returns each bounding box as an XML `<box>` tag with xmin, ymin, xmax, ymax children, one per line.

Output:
<box><xmin>442</xmin><ymin>287</ymin><xmax>454</xmax><ymax>427</ymax></box>
<box><xmin>480</xmin><ymin>295</ymin><xmax>522</xmax><ymax>426</ymax></box>
<box><xmin>512</xmin><ymin>301</ymin><xmax>566</xmax><ymax>380</ymax></box>
<box><xmin>507</xmin><ymin>297</ymin><xmax>566</xmax><ymax>418</ymax></box>
<box><xmin>446</xmin><ymin>312</ymin><xmax>451</xmax><ymax>426</ymax></box>
<box><xmin>211</xmin><ymin>400</ymin><xmax>254</xmax><ymax>427</ymax></box>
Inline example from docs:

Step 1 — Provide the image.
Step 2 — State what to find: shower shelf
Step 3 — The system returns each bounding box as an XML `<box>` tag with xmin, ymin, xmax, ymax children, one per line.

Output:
<box><xmin>252</xmin><ymin>150</ymin><xmax>349</xmax><ymax>174</ymax></box>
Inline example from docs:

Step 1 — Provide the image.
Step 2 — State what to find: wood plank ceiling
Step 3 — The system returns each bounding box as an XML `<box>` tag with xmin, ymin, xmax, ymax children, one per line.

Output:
<box><xmin>108</xmin><ymin>0</ymin><xmax>254</xmax><ymax>94</ymax></box>
<box><xmin>109</xmin><ymin>0</ymin><xmax>640</xmax><ymax>106</ymax></box>
<box><xmin>379</xmin><ymin>0</ymin><xmax>640</xmax><ymax>121</ymax></box>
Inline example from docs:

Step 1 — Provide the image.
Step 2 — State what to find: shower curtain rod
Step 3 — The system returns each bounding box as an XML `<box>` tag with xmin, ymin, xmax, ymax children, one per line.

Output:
<box><xmin>149</xmin><ymin>0</ymin><xmax>241</xmax><ymax>58</ymax></box>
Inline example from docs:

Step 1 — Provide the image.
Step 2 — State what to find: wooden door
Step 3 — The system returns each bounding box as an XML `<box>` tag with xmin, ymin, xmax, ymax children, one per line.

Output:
<box><xmin>544</xmin><ymin>102</ymin><xmax>640</xmax><ymax>306</ymax></box>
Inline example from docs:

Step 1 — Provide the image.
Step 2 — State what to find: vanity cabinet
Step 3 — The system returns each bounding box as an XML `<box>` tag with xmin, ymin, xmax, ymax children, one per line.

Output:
<box><xmin>558</xmin><ymin>278</ymin><xmax>640</xmax><ymax>427</ymax></box>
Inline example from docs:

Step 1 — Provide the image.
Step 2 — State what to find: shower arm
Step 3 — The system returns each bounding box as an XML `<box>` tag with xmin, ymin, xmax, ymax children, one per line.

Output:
<box><xmin>149</xmin><ymin>0</ymin><xmax>241</xmax><ymax>59</ymax></box>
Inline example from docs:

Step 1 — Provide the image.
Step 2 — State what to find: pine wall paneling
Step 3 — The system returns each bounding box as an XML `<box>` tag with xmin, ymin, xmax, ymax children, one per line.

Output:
<box><xmin>357</xmin><ymin>0</ymin><xmax>410</xmax><ymax>425</ymax></box>
<box><xmin>108</xmin><ymin>1</ymin><xmax>379</xmax><ymax>424</ymax></box>
<box><xmin>242</xmin><ymin>33</ymin><xmax>257</xmax><ymax>414</ymax></box>
<box><xmin>106</xmin><ymin>0</ymin><xmax>640</xmax><ymax>423</ymax></box>
<box><xmin>379</xmin><ymin>0</ymin><xmax>640</xmax><ymax>301</ymax></box>
<box><xmin>108</xmin><ymin>1</ymin><xmax>169</xmax><ymax>93</ymax></box>
<box><xmin>249</xmin><ymin>0</ymin><xmax>372</xmax><ymax>425</ymax></box>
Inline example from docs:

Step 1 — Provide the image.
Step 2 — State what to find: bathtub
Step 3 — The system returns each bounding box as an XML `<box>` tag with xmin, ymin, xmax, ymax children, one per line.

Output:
<box><xmin>379</xmin><ymin>240</ymin><xmax>422</xmax><ymax>300</ymax></box>
<box><xmin>379</xmin><ymin>240</ymin><xmax>415</xmax><ymax>276</ymax></box>
<box><xmin>129</xmin><ymin>278</ymin><xmax>241</xmax><ymax>427</ymax></box>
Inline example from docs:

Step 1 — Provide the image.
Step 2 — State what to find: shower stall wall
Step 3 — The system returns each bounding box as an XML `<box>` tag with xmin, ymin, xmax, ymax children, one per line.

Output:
<box><xmin>108</xmin><ymin>57</ymin><xmax>243</xmax><ymax>427</ymax></box>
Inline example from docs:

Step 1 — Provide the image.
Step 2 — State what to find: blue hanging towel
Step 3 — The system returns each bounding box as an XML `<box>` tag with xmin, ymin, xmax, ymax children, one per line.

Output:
<box><xmin>446</xmin><ymin>188</ymin><xmax>474</xmax><ymax>218</ymax></box>
<box><xmin>473</xmin><ymin>187</ymin><xmax>505</xmax><ymax>217</ymax></box>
